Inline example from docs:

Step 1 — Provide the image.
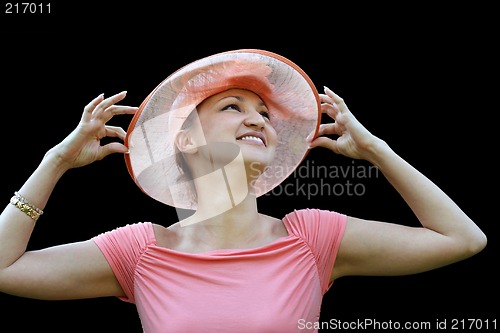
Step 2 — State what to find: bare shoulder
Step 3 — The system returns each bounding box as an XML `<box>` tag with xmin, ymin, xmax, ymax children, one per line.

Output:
<box><xmin>259</xmin><ymin>213</ymin><xmax>288</xmax><ymax>237</ymax></box>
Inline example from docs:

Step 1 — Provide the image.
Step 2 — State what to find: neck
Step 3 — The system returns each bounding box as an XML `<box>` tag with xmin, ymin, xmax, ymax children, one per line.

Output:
<box><xmin>180</xmin><ymin>186</ymin><xmax>259</xmax><ymax>227</ymax></box>
<box><xmin>182</xmin><ymin>149</ymin><xmax>264</xmax><ymax>226</ymax></box>
<box><xmin>178</xmin><ymin>194</ymin><xmax>265</xmax><ymax>250</ymax></box>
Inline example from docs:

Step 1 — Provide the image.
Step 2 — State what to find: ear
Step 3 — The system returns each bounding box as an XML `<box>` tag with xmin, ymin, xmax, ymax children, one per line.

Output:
<box><xmin>174</xmin><ymin>130</ymin><xmax>198</xmax><ymax>154</ymax></box>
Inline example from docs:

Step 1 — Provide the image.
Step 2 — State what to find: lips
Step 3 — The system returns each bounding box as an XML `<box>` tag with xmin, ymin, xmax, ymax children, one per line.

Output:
<box><xmin>236</xmin><ymin>131</ymin><xmax>267</xmax><ymax>146</ymax></box>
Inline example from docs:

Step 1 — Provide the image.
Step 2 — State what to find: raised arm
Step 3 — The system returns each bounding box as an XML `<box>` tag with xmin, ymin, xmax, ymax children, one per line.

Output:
<box><xmin>308</xmin><ymin>87</ymin><xmax>487</xmax><ymax>281</ymax></box>
<box><xmin>0</xmin><ymin>92</ymin><xmax>137</xmax><ymax>300</ymax></box>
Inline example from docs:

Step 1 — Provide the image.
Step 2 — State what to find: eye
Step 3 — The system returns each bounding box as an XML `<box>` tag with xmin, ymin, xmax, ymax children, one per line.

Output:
<box><xmin>259</xmin><ymin>111</ymin><xmax>270</xmax><ymax>120</ymax></box>
<box><xmin>221</xmin><ymin>104</ymin><xmax>241</xmax><ymax>112</ymax></box>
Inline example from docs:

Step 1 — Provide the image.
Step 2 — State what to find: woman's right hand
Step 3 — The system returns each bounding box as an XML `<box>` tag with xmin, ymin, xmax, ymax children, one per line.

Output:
<box><xmin>48</xmin><ymin>91</ymin><xmax>138</xmax><ymax>170</ymax></box>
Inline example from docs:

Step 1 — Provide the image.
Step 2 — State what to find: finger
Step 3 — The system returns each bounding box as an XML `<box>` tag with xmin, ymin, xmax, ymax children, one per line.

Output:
<box><xmin>319</xmin><ymin>93</ymin><xmax>334</xmax><ymax>105</ymax></box>
<box><xmin>322</xmin><ymin>87</ymin><xmax>350</xmax><ymax>114</ymax></box>
<box><xmin>316</xmin><ymin>122</ymin><xmax>341</xmax><ymax>137</ymax></box>
<box><xmin>82</xmin><ymin>93</ymin><xmax>104</xmax><ymax>121</ymax></box>
<box><xmin>323</xmin><ymin>86</ymin><xmax>344</xmax><ymax>104</ymax></box>
<box><xmin>98</xmin><ymin>105</ymin><xmax>138</xmax><ymax>123</ymax></box>
<box><xmin>309</xmin><ymin>137</ymin><xmax>340</xmax><ymax>153</ymax></box>
<box><xmin>104</xmin><ymin>125</ymin><xmax>127</xmax><ymax>141</ymax></box>
<box><xmin>92</xmin><ymin>91</ymin><xmax>129</xmax><ymax>117</ymax></box>
<box><xmin>307</xmin><ymin>122</ymin><xmax>341</xmax><ymax>145</ymax></box>
<box><xmin>320</xmin><ymin>102</ymin><xmax>342</xmax><ymax>121</ymax></box>
<box><xmin>98</xmin><ymin>142</ymin><xmax>130</xmax><ymax>159</ymax></box>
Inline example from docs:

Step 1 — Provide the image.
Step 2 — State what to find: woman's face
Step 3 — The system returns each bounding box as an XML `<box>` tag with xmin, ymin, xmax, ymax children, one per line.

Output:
<box><xmin>192</xmin><ymin>88</ymin><xmax>278</xmax><ymax>171</ymax></box>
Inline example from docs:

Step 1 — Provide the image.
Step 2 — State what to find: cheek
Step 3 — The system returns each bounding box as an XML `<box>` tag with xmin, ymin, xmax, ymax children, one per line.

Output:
<box><xmin>198</xmin><ymin>119</ymin><xmax>220</xmax><ymax>138</ymax></box>
<box><xmin>266</xmin><ymin>126</ymin><xmax>279</xmax><ymax>147</ymax></box>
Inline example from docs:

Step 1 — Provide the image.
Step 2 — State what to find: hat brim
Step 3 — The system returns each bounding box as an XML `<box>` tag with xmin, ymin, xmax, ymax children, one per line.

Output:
<box><xmin>125</xmin><ymin>49</ymin><xmax>321</xmax><ymax>210</ymax></box>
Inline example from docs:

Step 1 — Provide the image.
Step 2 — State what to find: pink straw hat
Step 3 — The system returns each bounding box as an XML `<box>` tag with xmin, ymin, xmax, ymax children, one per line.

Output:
<box><xmin>125</xmin><ymin>49</ymin><xmax>321</xmax><ymax>210</ymax></box>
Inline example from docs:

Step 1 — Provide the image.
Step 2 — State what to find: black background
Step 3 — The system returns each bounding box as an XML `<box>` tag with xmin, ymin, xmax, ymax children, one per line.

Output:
<box><xmin>1</xmin><ymin>2</ymin><xmax>497</xmax><ymax>332</ymax></box>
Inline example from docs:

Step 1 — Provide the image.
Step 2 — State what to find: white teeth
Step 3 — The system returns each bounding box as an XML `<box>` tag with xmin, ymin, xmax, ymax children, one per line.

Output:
<box><xmin>239</xmin><ymin>136</ymin><xmax>264</xmax><ymax>145</ymax></box>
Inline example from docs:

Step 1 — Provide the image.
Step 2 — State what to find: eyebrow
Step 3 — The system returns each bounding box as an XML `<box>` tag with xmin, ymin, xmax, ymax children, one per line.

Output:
<box><xmin>219</xmin><ymin>94</ymin><xmax>266</xmax><ymax>108</ymax></box>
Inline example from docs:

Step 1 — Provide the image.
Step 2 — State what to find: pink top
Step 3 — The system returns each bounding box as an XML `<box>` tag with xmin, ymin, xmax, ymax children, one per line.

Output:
<box><xmin>92</xmin><ymin>208</ymin><xmax>346</xmax><ymax>332</ymax></box>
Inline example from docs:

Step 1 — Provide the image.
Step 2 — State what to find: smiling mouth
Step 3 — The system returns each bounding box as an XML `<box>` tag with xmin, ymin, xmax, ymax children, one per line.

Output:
<box><xmin>237</xmin><ymin>135</ymin><xmax>266</xmax><ymax>146</ymax></box>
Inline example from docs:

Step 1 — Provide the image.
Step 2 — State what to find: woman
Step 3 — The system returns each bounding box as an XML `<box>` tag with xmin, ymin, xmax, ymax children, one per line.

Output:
<box><xmin>0</xmin><ymin>49</ymin><xmax>486</xmax><ymax>332</ymax></box>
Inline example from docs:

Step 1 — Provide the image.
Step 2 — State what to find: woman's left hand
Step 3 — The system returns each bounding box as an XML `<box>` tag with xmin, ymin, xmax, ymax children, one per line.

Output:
<box><xmin>308</xmin><ymin>86</ymin><xmax>382</xmax><ymax>160</ymax></box>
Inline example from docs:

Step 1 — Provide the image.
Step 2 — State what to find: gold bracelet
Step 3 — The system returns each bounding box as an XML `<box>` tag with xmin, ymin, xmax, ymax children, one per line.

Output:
<box><xmin>10</xmin><ymin>192</ymin><xmax>44</xmax><ymax>222</ymax></box>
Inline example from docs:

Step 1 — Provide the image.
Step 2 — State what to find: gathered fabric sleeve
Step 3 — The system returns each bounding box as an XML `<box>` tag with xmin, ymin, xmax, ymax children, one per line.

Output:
<box><xmin>91</xmin><ymin>222</ymin><xmax>155</xmax><ymax>303</ymax></box>
<box><xmin>283</xmin><ymin>208</ymin><xmax>347</xmax><ymax>294</ymax></box>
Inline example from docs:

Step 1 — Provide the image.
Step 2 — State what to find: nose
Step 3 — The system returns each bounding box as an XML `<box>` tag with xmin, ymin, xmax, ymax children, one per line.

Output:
<box><xmin>244</xmin><ymin>109</ymin><xmax>266</xmax><ymax>130</ymax></box>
